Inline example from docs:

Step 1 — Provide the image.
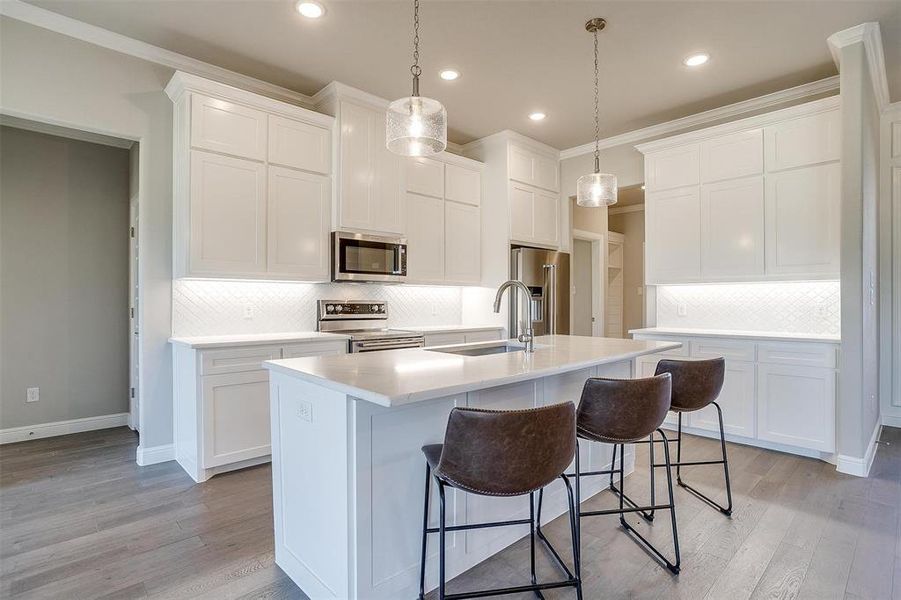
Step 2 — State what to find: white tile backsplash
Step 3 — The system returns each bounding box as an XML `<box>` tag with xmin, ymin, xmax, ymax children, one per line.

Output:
<box><xmin>655</xmin><ymin>281</ymin><xmax>840</xmax><ymax>335</ymax></box>
<box><xmin>173</xmin><ymin>279</ymin><xmax>467</xmax><ymax>337</ymax></box>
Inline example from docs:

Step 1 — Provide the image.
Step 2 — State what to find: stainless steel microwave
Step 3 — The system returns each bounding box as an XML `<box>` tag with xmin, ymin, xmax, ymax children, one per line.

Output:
<box><xmin>332</xmin><ymin>231</ymin><xmax>407</xmax><ymax>283</ymax></box>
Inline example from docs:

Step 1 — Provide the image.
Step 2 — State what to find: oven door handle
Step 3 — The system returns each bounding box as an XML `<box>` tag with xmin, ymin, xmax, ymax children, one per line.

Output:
<box><xmin>353</xmin><ymin>338</ymin><xmax>423</xmax><ymax>351</ymax></box>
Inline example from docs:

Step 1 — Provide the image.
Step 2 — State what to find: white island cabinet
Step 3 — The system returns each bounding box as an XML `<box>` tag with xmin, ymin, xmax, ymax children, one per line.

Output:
<box><xmin>263</xmin><ymin>335</ymin><xmax>678</xmax><ymax>599</ymax></box>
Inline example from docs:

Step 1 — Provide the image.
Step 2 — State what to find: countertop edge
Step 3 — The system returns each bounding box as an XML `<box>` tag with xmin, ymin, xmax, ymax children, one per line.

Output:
<box><xmin>402</xmin><ymin>325</ymin><xmax>506</xmax><ymax>333</ymax></box>
<box><xmin>169</xmin><ymin>332</ymin><xmax>350</xmax><ymax>349</ymax></box>
<box><xmin>629</xmin><ymin>327</ymin><xmax>841</xmax><ymax>344</ymax></box>
<box><xmin>264</xmin><ymin>342</ymin><xmax>681</xmax><ymax>407</ymax></box>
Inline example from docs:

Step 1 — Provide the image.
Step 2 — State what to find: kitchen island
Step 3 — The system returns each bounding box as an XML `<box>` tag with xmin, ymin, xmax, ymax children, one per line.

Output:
<box><xmin>263</xmin><ymin>335</ymin><xmax>680</xmax><ymax>600</ymax></box>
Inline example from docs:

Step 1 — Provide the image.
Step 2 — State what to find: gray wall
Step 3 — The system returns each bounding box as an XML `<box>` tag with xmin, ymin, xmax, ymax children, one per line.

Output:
<box><xmin>0</xmin><ymin>17</ymin><xmax>174</xmax><ymax>451</ymax></box>
<box><xmin>1</xmin><ymin>126</ymin><xmax>130</xmax><ymax>428</ymax></box>
<box><xmin>572</xmin><ymin>239</ymin><xmax>593</xmax><ymax>336</ymax></box>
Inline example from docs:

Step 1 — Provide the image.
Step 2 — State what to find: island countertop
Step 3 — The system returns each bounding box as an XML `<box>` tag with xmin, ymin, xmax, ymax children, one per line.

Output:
<box><xmin>263</xmin><ymin>335</ymin><xmax>680</xmax><ymax>407</ymax></box>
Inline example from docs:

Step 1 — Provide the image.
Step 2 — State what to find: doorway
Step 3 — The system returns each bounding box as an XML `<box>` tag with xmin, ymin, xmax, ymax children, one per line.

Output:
<box><xmin>571</xmin><ymin>230</ymin><xmax>604</xmax><ymax>336</ymax></box>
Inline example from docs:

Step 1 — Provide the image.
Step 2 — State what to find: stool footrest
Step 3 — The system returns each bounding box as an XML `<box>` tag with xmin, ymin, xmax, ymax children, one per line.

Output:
<box><xmin>652</xmin><ymin>459</ymin><xmax>726</xmax><ymax>468</ymax></box>
<box><xmin>442</xmin><ymin>578</ymin><xmax>580</xmax><ymax>600</ymax></box>
<box><xmin>581</xmin><ymin>503</ymin><xmax>673</xmax><ymax>517</ymax></box>
<box><xmin>425</xmin><ymin>517</ymin><xmax>532</xmax><ymax>534</ymax></box>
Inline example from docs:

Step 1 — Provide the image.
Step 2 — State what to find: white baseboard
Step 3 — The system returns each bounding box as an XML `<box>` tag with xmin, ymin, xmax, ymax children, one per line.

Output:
<box><xmin>0</xmin><ymin>412</ymin><xmax>129</xmax><ymax>445</ymax></box>
<box><xmin>836</xmin><ymin>423</ymin><xmax>882</xmax><ymax>477</ymax></box>
<box><xmin>136</xmin><ymin>443</ymin><xmax>175</xmax><ymax>466</ymax></box>
<box><xmin>881</xmin><ymin>413</ymin><xmax>901</xmax><ymax>428</ymax></box>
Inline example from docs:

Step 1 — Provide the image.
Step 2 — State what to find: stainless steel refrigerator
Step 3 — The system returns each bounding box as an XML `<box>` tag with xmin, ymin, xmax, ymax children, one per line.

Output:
<box><xmin>510</xmin><ymin>246</ymin><xmax>571</xmax><ymax>336</ymax></box>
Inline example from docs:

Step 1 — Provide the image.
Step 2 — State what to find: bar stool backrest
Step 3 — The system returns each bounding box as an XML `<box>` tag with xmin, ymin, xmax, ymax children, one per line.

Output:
<box><xmin>576</xmin><ymin>374</ymin><xmax>672</xmax><ymax>443</ymax></box>
<box><xmin>655</xmin><ymin>358</ymin><xmax>725</xmax><ymax>412</ymax></box>
<box><xmin>435</xmin><ymin>402</ymin><xmax>576</xmax><ymax>496</ymax></box>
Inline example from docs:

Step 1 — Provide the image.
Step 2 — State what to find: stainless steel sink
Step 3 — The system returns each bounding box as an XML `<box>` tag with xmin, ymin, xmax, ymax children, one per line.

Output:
<box><xmin>427</xmin><ymin>342</ymin><xmax>527</xmax><ymax>357</ymax></box>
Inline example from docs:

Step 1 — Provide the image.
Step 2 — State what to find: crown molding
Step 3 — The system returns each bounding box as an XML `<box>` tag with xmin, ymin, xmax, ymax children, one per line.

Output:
<box><xmin>461</xmin><ymin>129</ymin><xmax>561</xmax><ymax>158</ymax></box>
<box><xmin>0</xmin><ymin>0</ymin><xmax>315</xmax><ymax>109</ymax></box>
<box><xmin>0</xmin><ymin>111</ymin><xmax>135</xmax><ymax>148</ymax></box>
<box><xmin>311</xmin><ymin>81</ymin><xmax>391</xmax><ymax>111</ymax></box>
<box><xmin>560</xmin><ymin>76</ymin><xmax>839</xmax><ymax>160</ymax></box>
<box><xmin>827</xmin><ymin>22</ymin><xmax>890</xmax><ymax>112</ymax></box>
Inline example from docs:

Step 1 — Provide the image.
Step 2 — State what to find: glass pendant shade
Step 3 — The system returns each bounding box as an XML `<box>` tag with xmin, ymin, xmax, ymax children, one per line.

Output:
<box><xmin>386</xmin><ymin>95</ymin><xmax>447</xmax><ymax>157</ymax></box>
<box><xmin>576</xmin><ymin>171</ymin><xmax>618</xmax><ymax>207</ymax></box>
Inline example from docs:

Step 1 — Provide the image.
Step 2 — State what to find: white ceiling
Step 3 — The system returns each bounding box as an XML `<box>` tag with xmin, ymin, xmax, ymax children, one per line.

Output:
<box><xmin>25</xmin><ymin>0</ymin><xmax>901</xmax><ymax>149</ymax></box>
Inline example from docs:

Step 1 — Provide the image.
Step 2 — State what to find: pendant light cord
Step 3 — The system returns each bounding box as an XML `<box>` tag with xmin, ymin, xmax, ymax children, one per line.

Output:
<box><xmin>410</xmin><ymin>0</ymin><xmax>421</xmax><ymax>96</ymax></box>
<box><xmin>593</xmin><ymin>28</ymin><xmax>600</xmax><ymax>173</ymax></box>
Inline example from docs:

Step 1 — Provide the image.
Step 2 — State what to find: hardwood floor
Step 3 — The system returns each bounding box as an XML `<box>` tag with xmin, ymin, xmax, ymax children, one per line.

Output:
<box><xmin>1</xmin><ymin>426</ymin><xmax>898</xmax><ymax>599</ymax></box>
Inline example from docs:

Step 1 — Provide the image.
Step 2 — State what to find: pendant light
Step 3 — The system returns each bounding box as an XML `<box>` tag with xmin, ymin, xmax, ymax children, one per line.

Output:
<box><xmin>576</xmin><ymin>18</ymin><xmax>617</xmax><ymax>207</ymax></box>
<box><xmin>386</xmin><ymin>0</ymin><xmax>447</xmax><ymax>157</ymax></box>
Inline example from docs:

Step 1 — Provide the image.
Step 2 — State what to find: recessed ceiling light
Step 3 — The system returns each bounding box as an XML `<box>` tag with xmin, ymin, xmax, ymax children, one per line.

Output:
<box><xmin>529</xmin><ymin>112</ymin><xmax>546</xmax><ymax>121</ymax></box>
<box><xmin>439</xmin><ymin>69</ymin><xmax>460</xmax><ymax>81</ymax></box>
<box><xmin>296</xmin><ymin>1</ymin><xmax>325</xmax><ymax>18</ymax></box>
<box><xmin>683</xmin><ymin>53</ymin><xmax>709</xmax><ymax>67</ymax></box>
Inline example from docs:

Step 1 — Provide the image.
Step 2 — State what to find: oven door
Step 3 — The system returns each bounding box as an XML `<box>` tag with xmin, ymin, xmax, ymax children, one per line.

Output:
<box><xmin>333</xmin><ymin>232</ymin><xmax>407</xmax><ymax>283</ymax></box>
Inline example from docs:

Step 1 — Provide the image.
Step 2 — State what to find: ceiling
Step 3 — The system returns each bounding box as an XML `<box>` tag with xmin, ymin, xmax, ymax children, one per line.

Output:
<box><xmin>25</xmin><ymin>0</ymin><xmax>901</xmax><ymax>149</ymax></box>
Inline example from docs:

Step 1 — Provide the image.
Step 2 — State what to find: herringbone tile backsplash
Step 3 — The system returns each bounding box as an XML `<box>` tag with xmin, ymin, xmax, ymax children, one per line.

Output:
<box><xmin>173</xmin><ymin>279</ymin><xmax>465</xmax><ymax>336</ymax></box>
<box><xmin>655</xmin><ymin>281</ymin><xmax>840</xmax><ymax>335</ymax></box>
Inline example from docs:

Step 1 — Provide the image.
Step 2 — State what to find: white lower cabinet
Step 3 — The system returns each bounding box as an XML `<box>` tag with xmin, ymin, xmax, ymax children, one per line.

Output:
<box><xmin>422</xmin><ymin>328</ymin><xmax>504</xmax><ymax>348</ymax></box>
<box><xmin>173</xmin><ymin>338</ymin><xmax>347</xmax><ymax>482</ymax></box>
<box><xmin>633</xmin><ymin>334</ymin><xmax>836</xmax><ymax>457</ymax></box>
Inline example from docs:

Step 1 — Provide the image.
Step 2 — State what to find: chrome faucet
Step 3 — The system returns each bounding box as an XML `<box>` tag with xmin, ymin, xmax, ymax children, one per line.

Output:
<box><xmin>493</xmin><ymin>280</ymin><xmax>535</xmax><ymax>352</ymax></box>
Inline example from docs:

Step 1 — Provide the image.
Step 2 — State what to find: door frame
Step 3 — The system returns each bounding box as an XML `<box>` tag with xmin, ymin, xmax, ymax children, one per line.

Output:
<box><xmin>572</xmin><ymin>229</ymin><xmax>605</xmax><ymax>336</ymax></box>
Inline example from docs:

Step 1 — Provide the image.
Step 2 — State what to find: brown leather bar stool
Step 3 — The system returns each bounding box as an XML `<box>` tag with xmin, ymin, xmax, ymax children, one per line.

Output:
<box><xmin>541</xmin><ymin>373</ymin><xmax>681</xmax><ymax>574</ymax></box>
<box><xmin>649</xmin><ymin>358</ymin><xmax>732</xmax><ymax>516</ymax></box>
<box><xmin>418</xmin><ymin>403</ymin><xmax>583</xmax><ymax>600</ymax></box>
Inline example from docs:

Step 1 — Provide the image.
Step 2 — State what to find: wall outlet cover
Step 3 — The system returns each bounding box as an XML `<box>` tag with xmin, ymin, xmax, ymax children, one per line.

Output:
<box><xmin>26</xmin><ymin>387</ymin><xmax>39</xmax><ymax>403</ymax></box>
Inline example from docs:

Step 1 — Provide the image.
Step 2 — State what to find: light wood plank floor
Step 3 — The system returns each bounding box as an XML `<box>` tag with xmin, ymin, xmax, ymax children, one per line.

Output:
<box><xmin>1</xmin><ymin>426</ymin><xmax>898</xmax><ymax>599</ymax></box>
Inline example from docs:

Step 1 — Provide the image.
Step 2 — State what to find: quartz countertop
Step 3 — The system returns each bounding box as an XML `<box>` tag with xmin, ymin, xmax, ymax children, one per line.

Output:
<box><xmin>169</xmin><ymin>331</ymin><xmax>350</xmax><ymax>349</ymax></box>
<box><xmin>402</xmin><ymin>325</ymin><xmax>505</xmax><ymax>333</ymax></box>
<box><xmin>629</xmin><ymin>327</ymin><xmax>841</xmax><ymax>344</ymax></box>
<box><xmin>264</xmin><ymin>335</ymin><xmax>680</xmax><ymax>407</ymax></box>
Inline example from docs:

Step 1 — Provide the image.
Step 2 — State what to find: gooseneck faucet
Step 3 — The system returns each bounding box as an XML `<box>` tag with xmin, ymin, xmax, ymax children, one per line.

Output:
<box><xmin>493</xmin><ymin>280</ymin><xmax>535</xmax><ymax>352</ymax></box>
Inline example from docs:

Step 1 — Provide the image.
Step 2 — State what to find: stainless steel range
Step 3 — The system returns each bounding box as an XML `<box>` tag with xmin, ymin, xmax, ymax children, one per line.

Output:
<box><xmin>317</xmin><ymin>300</ymin><xmax>425</xmax><ymax>353</ymax></box>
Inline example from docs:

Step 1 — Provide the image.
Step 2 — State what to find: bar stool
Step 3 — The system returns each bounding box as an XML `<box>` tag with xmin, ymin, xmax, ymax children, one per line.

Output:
<box><xmin>542</xmin><ymin>373</ymin><xmax>681</xmax><ymax>574</ymax></box>
<box><xmin>418</xmin><ymin>402</ymin><xmax>583</xmax><ymax>600</ymax></box>
<box><xmin>649</xmin><ymin>358</ymin><xmax>732</xmax><ymax>516</ymax></box>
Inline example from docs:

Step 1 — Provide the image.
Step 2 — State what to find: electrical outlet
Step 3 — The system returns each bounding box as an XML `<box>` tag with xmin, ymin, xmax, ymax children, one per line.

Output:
<box><xmin>297</xmin><ymin>400</ymin><xmax>312</xmax><ymax>422</ymax></box>
<box><xmin>243</xmin><ymin>306</ymin><xmax>254</xmax><ymax>320</ymax></box>
<box><xmin>636</xmin><ymin>286</ymin><xmax>643</xmax><ymax>297</ymax></box>
<box><xmin>26</xmin><ymin>387</ymin><xmax>39</xmax><ymax>403</ymax></box>
<box><xmin>677</xmin><ymin>303</ymin><xmax>687</xmax><ymax>317</ymax></box>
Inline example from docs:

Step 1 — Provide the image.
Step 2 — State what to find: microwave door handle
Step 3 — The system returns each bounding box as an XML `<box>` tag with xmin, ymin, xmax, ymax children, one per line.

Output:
<box><xmin>392</xmin><ymin>246</ymin><xmax>404</xmax><ymax>275</ymax></box>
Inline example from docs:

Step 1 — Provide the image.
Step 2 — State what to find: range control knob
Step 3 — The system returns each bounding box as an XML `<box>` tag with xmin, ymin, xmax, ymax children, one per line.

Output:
<box><xmin>326</xmin><ymin>304</ymin><xmax>334</xmax><ymax>312</ymax></box>
<box><xmin>371</xmin><ymin>304</ymin><xmax>379</xmax><ymax>312</ymax></box>
<box><xmin>335</xmin><ymin>305</ymin><xmax>343</xmax><ymax>312</ymax></box>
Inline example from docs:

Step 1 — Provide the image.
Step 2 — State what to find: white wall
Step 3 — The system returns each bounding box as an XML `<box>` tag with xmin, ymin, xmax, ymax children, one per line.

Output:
<box><xmin>0</xmin><ymin>17</ymin><xmax>175</xmax><ymax>451</ymax></box>
<box><xmin>1</xmin><ymin>126</ymin><xmax>130</xmax><ymax>428</ymax></box>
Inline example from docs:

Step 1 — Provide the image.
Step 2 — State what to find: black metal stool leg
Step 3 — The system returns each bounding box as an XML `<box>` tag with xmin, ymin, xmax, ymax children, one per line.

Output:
<box><xmin>658</xmin><ymin>428</ymin><xmax>681</xmax><ymax>573</ymax></box>
<box><xmin>716</xmin><ymin>402</ymin><xmax>734</xmax><ymax>516</ymax></box>
<box><xmin>648</xmin><ymin>433</ymin><xmax>656</xmax><ymax>521</ymax></box>
<box><xmin>608</xmin><ymin>441</ymin><xmax>655</xmax><ymax>523</ymax></box>
<box><xmin>562</xmin><ymin>474</ymin><xmax>584</xmax><ymax>600</ymax></box>
<box><xmin>676</xmin><ymin>413</ymin><xmax>683</xmax><ymax>483</ymax></box>
<box><xmin>528</xmin><ymin>492</ymin><xmax>545</xmax><ymax>599</ymax></box>
<box><xmin>438</xmin><ymin>480</ymin><xmax>447</xmax><ymax>600</ymax></box>
<box><xmin>419</xmin><ymin>463</ymin><xmax>431</xmax><ymax>600</ymax></box>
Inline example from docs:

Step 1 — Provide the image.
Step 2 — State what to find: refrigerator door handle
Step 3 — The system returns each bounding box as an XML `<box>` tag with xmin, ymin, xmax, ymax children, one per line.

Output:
<box><xmin>543</xmin><ymin>263</ymin><xmax>557</xmax><ymax>335</ymax></box>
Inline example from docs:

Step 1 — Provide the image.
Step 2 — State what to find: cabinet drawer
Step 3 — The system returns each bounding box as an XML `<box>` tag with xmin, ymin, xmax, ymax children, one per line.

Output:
<box><xmin>690</xmin><ymin>338</ymin><xmax>755</xmax><ymax>361</ymax></box>
<box><xmin>423</xmin><ymin>332</ymin><xmax>466</xmax><ymax>347</ymax></box>
<box><xmin>191</xmin><ymin>94</ymin><xmax>266</xmax><ymax>161</ymax></box>
<box><xmin>201</xmin><ymin>345</ymin><xmax>281</xmax><ymax>375</ymax></box>
<box><xmin>268</xmin><ymin>115</ymin><xmax>330</xmax><ymax>174</ymax></box>
<box><xmin>282</xmin><ymin>341</ymin><xmax>347</xmax><ymax>358</ymax></box>
<box><xmin>757</xmin><ymin>342</ymin><xmax>836</xmax><ymax>369</ymax></box>
<box><xmin>464</xmin><ymin>330</ymin><xmax>503</xmax><ymax>343</ymax></box>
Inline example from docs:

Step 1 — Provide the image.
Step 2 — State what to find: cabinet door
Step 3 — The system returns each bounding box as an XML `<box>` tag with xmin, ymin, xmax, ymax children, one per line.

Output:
<box><xmin>190</xmin><ymin>150</ymin><xmax>266</xmax><ymax>276</ymax></box>
<box><xmin>765</xmin><ymin>163</ymin><xmax>840</xmax><ymax>277</ymax></box>
<box><xmin>765</xmin><ymin>109</ymin><xmax>840</xmax><ymax>172</ymax></box>
<box><xmin>533</xmin><ymin>154</ymin><xmax>559</xmax><ymax>192</ymax></box>
<box><xmin>700</xmin><ymin>129</ymin><xmax>763</xmax><ymax>183</ymax></box>
<box><xmin>268</xmin><ymin>115</ymin><xmax>330</xmax><ymax>175</ymax></box>
<box><xmin>532</xmin><ymin>189</ymin><xmax>560</xmax><ymax>247</ymax></box>
<box><xmin>405</xmin><ymin>157</ymin><xmax>444</xmax><ymax>198</ymax></box>
<box><xmin>509</xmin><ymin>145</ymin><xmax>558</xmax><ymax>192</ymax></box>
<box><xmin>406</xmin><ymin>193</ymin><xmax>445</xmax><ymax>283</ymax></box>
<box><xmin>757</xmin><ymin>364</ymin><xmax>835</xmax><ymax>452</ymax></box>
<box><xmin>267</xmin><ymin>166</ymin><xmax>329</xmax><ymax>279</ymax></box>
<box><xmin>700</xmin><ymin>176</ymin><xmax>765</xmax><ymax>279</ymax></box>
<box><xmin>445</xmin><ymin>164</ymin><xmax>481</xmax><ymax>206</ymax></box>
<box><xmin>371</xmin><ymin>107</ymin><xmax>405</xmax><ymax>234</ymax></box>
<box><xmin>690</xmin><ymin>360</ymin><xmax>756</xmax><ymax>438</ymax></box>
<box><xmin>445</xmin><ymin>201</ymin><xmax>481</xmax><ymax>284</ymax></box>
<box><xmin>645</xmin><ymin>144</ymin><xmax>700</xmax><ymax>191</ymax></box>
<box><xmin>509</xmin><ymin>182</ymin><xmax>534</xmax><ymax>242</ymax></box>
<box><xmin>191</xmin><ymin>94</ymin><xmax>267</xmax><ymax>161</ymax></box>
<box><xmin>201</xmin><ymin>370</ymin><xmax>271</xmax><ymax>468</ymax></box>
<box><xmin>646</xmin><ymin>187</ymin><xmax>701</xmax><ymax>283</ymax></box>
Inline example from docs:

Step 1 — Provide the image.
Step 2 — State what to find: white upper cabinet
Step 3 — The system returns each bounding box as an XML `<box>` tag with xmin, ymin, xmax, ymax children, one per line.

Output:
<box><xmin>508</xmin><ymin>144</ymin><xmax>559</xmax><ymax>192</ymax></box>
<box><xmin>268</xmin><ymin>115</ymin><xmax>330</xmax><ymax>175</ymax></box>
<box><xmin>700</xmin><ymin>176</ymin><xmax>765</xmax><ymax>279</ymax></box>
<box><xmin>190</xmin><ymin>150</ymin><xmax>267</xmax><ymax>276</ymax></box>
<box><xmin>508</xmin><ymin>182</ymin><xmax>559</xmax><ymax>248</ymax></box>
<box><xmin>191</xmin><ymin>94</ymin><xmax>267</xmax><ymax>161</ymax></box>
<box><xmin>700</xmin><ymin>129</ymin><xmax>763</xmax><ymax>183</ymax></box>
<box><xmin>639</xmin><ymin>97</ymin><xmax>840</xmax><ymax>284</ymax></box>
<box><xmin>509</xmin><ymin>182</ymin><xmax>534</xmax><ymax>242</ymax></box>
<box><xmin>445</xmin><ymin>201</ymin><xmax>481</xmax><ymax>284</ymax></box>
<box><xmin>338</xmin><ymin>101</ymin><xmax>404</xmax><ymax>235</ymax></box>
<box><xmin>533</xmin><ymin>189</ymin><xmax>560</xmax><ymax>247</ymax></box>
<box><xmin>445</xmin><ymin>163</ymin><xmax>481</xmax><ymax>206</ymax></box>
<box><xmin>646</xmin><ymin>186</ymin><xmax>701</xmax><ymax>283</ymax></box>
<box><xmin>645</xmin><ymin>144</ymin><xmax>699</xmax><ymax>191</ymax></box>
<box><xmin>404</xmin><ymin>157</ymin><xmax>444</xmax><ymax>199</ymax></box>
<box><xmin>405</xmin><ymin>192</ymin><xmax>445</xmax><ymax>283</ymax></box>
<box><xmin>765</xmin><ymin>162</ymin><xmax>840</xmax><ymax>277</ymax></box>
<box><xmin>267</xmin><ymin>166</ymin><xmax>330</xmax><ymax>279</ymax></box>
<box><xmin>764</xmin><ymin>109</ymin><xmax>841</xmax><ymax>172</ymax></box>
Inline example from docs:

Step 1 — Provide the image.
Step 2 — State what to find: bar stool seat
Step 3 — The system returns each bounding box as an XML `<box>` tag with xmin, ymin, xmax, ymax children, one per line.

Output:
<box><xmin>418</xmin><ymin>403</ymin><xmax>583</xmax><ymax>600</ymax></box>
